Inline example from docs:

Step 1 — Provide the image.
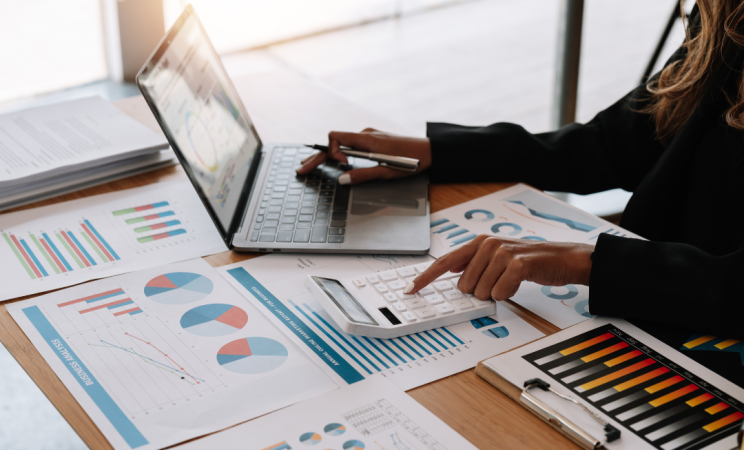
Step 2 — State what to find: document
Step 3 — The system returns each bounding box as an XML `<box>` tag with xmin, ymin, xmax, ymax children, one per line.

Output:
<box><xmin>0</xmin><ymin>180</ymin><xmax>226</xmax><ymax>301</ymax></box>
<box><xmin>176</xmin><ymin>376</ymin><xmax>477</xmax><ymax>450</ymax></box>
<box><xmin>429</xmin><ymin>184</ymin><xmax>642</xmax><ymax>329</ymax></box>
<box><xmin>217</xmin><ymin>253</ymin><xmax>544</xmax><ymax>390</ymax></box>
<box><xmin>0</xmin><ymin>96</ymin><xmax>167</xmax><ymax>184</ymax></box>
<box><xmin>483</xmin><ymin>318</ymin><xmax>744</xmax><ymax>450</ymax></box>
<box><xmin>7</xmin><ymin>259</ymin><xmax>337</xmax><ymax>450</ymax></box>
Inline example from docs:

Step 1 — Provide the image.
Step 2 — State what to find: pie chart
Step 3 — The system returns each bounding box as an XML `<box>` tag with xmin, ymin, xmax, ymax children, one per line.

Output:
<box><xmin>299</xmin><ymin>432</ymin><xmax>322</xmax><ymax>445</ymax></box>
<box><xmin>144</xmin><ymin>272</ymin><xmax>214</xmax><ymax>304</ymax></box>
<box><xmin>324</xmin><ymin>423</ymin><xmax>346</xmax><ymax>436</ymax></box>
<box><xmin>541</xmin><ymin>284</ymin><xmax>579</xmax><ymax>300</ymax></box>
<box><xmin>343</xmin><ymin>440</ymin><xmax>365</xmax><ymax>450</ymax></box>
<box><xmin>491</xmin><ymin>222</ymin><xmax>523</xmax><ymax>236</ymax></box>
<box><xmin>180</xmin><ymin>304</ymin><xmax>248</xmax><ymax>336</ymax></box>
<box><xmin>217</xmin><ymin>337</ymin><xmax>288</xmax><ymax>374</ymax></box>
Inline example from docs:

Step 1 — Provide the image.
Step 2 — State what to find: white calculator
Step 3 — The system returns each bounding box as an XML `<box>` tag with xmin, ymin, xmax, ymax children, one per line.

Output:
<box><xmin>305</xmin><ymin>261</ymin><xmax>498</xmax><ymax>338</ymax></box>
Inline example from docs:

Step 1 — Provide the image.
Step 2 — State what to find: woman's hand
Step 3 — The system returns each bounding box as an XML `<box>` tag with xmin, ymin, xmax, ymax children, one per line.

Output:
<box><xmin>404</xmin><ymin>234</ymin><xmax>594</xmax><ymax>300</ymax></box>
<box><xmin>296</xmin><ymin>128</ymin><xmax>432</xmax><ymax>185</ymax></box>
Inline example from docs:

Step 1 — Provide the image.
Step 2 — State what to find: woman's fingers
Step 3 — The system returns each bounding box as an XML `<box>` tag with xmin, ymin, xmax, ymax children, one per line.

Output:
<box><xmin>405</xmin><ymin>235</ymin><xmax>490</xmax><ymax>294</ymax></box>
<box><xmin>295</xmin><ymin>151</ymin><xmax>328</xmax><ymax>174</ymax></box>
<box><xmin>338</xmin><ymin>166</ymin><xmax>398</xmax><ymax>185</ymax></box>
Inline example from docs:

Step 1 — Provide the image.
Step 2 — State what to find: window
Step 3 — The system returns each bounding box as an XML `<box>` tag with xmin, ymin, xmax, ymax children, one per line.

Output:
<box><xmin>0</xmin><ymin>0</ymin><xmax>108</xmax><ymax>103</ymax></box>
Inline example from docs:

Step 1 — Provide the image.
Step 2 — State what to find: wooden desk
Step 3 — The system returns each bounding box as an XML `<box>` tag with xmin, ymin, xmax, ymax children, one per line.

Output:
<box><xmin>0</xmin><ymin>70</ymin><xmax>575</xmax><ymax>450</ymax></box>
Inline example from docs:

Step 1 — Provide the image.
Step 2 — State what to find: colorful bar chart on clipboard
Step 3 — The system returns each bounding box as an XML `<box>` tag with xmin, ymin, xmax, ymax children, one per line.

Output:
<box><xmin>523</xmin><ymin>324</ymin><xmax>744</xmax><ymax>450</ymax></box>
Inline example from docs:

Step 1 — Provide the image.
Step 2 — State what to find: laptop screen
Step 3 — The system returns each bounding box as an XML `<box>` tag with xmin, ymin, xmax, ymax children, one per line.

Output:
<box><xmin>137</xmin><ymin>7</ymin><xmax>261</xmax><ymax>236</ymax></box>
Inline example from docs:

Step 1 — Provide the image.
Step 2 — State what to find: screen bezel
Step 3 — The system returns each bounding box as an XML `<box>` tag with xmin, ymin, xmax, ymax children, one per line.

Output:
<box><xmin>135</xmin><ymin>4</ymin><xmax>263</xmax><ymax>249</ymax></box>
<box><xmin>312</xmin><ymin>276</ymin><xmax>378</xmax><ymax>326</ymax></box>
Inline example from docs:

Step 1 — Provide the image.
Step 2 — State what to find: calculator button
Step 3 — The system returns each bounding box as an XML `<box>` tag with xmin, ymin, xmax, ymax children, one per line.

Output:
<box><xmin>402</xmin><ymin>312</ymin><xmax>417</xmax><ymax>322</ymax></box>
<box><xmin>424</xmin><ymin>294</ymin><xmax>444</xmax><ymax>305</ymax></box>
<box><xmin>434</xmin><ymin>304</ymin><xmax>455</xmax><ymax>315</ymax></box>
<box><xmin>405</xmin><ymin>276</ymin><xmax>416</xmax><ymax>284</ymax></box>
<box><xmin>393</xmin><ymin>302</ymin><xmax>407</xmax><ymax>312</ymax></box>
<box><xmin>451</xmin><ymin>277</ymin><xmax>461</xmax><ymax>288</ymax></box>
<box><xmin>414</xmin><ymin>263</ymin><xmax>432</xmax><ymax>273</ymax></box>
<box><xmin>387</xmin><ymin>279</ymin><xmax>407</xmax><ymax>290</ymax></box>
<box><xmin>375</xmin><ymin>284</ymin><xmax>389</xmax><ymax>294</ymax></box>
<box><xmin>352</xmin><ymin>278</ymin><xmax>366</xmax><ymax>287</ymax></box>
<box><xmin>383</xmin><ymin>293</ymin><xmax>397</xmax><ymax>303</ymax></box>
<box><xmin>472</xmin><ymin>297</ymin><xmax>494</xmax><ymax>306</ymax></box>
<box><xmin>417</xmin><ymin>286</ymin><xmax>435</xmax><ymax>296</ymax></box>
<box><xmin>405</xmin><ymin>299</ymin><xmax>426</xmax><ymax>310</ymax></box>
<box><xmin>379</xmin><ymin>271</ymin><xmax>398</xmax><ymax>282</ymax></box>
<box><xmin>415</xmin><ymin>307</ymin><xmax>436</xmax><ymax>319</ymax></box>
<box><xmin>453</xmin><ymin>299</ymin><xmax>474</xmax><ymax>310</ymax></box>
<box><xmin>433</xmin><ymin>281</ymin><xmax>453</xmax><ymax>291</ymax></box>
<box><xmin>396</xmin><ymin>290</ymin><xmax>415</xmax><ymax>300</ymax></box>
<box><xmin>444</xmin><ymin>290</ymin><xmax>463</xmax><ymax>301</ymax></box>
<box><xmin>366</xmin><ymin>274</ymin><xmax>380</xmax><ymax>284</ymax></box>
<box><xmin>396</xmin><ymin>267</ymin><xmax>416</xmax><ymax>277</ymax></box>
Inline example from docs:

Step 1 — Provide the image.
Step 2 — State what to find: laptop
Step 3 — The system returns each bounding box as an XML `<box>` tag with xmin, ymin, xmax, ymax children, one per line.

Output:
<box><xmin>136</xmin><ymin>6</ymin><xmax>430</xmax><ymax>254</ymax></box>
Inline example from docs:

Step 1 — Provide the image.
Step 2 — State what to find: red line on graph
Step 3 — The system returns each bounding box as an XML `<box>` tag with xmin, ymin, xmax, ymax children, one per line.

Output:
<box><xmin>40</xmin><ymin>237</ymin><xmax>67</xmax><ymax>273</ymax></box>
<box><xmin>113</xmin><ymin>307</ymin><xmax>141</xmax><ymax>317</ymax></box>
<box><xmin>80</xmin><ymin>222</ymin><xmax>114</xmax><ymax>261</ymax></box>
<box><xmin>79</xmin><ymin>298</ymin><xmax>132</xmax><ymax>314</ymax></box>
<box><xmin>62</xmin><ymin>231</ymin><xmax>91</xmax><ymax>267</ymax></box>
<box><xmin>10</xmin><ymin>234</ymin><xmax>42</xmax><ymax>278</ymax></box>
<box><xmin>125</xmin><ymin>332</ymin><xmax>201</xmax><ymax>384</ymax></box>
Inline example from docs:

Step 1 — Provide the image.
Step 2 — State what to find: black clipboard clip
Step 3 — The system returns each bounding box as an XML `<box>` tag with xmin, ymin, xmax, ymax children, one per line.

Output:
<box><xmin>521</xmin><ymin>378</ymin><xmax>621</xmax><ymax>449</ymax></box>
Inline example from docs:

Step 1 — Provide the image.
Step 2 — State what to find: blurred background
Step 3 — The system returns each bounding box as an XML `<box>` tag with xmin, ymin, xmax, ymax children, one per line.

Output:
<box><xmin>1</xmin><ymin>1</ymin><xmax>685</xmax><ymax>448</ymax></box>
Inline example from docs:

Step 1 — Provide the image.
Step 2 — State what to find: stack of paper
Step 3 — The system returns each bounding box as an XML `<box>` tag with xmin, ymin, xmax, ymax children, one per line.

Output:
<box><xmin>0</xmin><ymin>96</ymin><xmax>174</xmax><ymax>211</ymax></box>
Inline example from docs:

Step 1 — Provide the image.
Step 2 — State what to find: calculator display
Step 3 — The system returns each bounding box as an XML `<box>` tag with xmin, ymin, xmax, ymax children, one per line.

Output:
<box><xmin>312</xmin><ymin>277</ymin><xmax>378</xmax><ymax>326</ymax></box>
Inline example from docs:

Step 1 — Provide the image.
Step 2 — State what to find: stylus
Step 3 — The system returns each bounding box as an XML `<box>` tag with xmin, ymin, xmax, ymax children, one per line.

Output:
<box><xmin>304</xmin><ymin>144</ymin><xmax>419</xmax><ymax>172</ymax></box>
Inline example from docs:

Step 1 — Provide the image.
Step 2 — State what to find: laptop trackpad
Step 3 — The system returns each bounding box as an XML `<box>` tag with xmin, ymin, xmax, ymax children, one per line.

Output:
<box><xmin>350</xmin><ymin>175</ymin><xmax>427</xmax><ymax>216</ymax></box>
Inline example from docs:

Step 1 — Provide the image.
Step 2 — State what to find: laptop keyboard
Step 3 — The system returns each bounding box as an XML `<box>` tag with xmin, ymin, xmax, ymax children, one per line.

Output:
<box><xmin>249</xmin><ymin>146</ymin><xmax>349</xmax><ymax>244</ymax></box>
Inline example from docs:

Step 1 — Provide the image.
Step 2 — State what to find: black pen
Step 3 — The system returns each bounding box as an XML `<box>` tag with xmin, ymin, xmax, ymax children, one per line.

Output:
<box><xmin>304</xmin><ymin>144</ymin><xmax>419</xmax><ymax>172</ymax></box>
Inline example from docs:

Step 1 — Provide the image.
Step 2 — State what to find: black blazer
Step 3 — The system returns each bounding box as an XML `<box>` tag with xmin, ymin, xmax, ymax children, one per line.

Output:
<box><xmin>425</xmin><ymin>31</ymin><xmax>744</xmax><ymax>338</ymax></box>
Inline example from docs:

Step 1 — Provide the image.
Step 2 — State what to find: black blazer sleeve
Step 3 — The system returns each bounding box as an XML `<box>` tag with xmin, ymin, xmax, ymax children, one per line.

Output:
<box><xmin>589</xmin><ymin>234</ymin><xmax>744</xmax><ymax>338</ymax></box>
<box><xmin>427</xmin><ymin>85</ymin><xmax>666</xmax><ymax>194</ymax></box>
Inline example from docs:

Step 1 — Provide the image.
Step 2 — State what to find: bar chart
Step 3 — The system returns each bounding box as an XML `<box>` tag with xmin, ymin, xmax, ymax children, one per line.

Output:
<box><xmin>52</xmin><ymin>288</ymin><xmax>143</xmax><ymax>333</ymax></box>
<box><xmin>288</xmin><ymin>298</ymin><xmax>466</xmax><ymax>381</ymax></box>
<box><xmin>523</xmin><ymin>324</ymin><xmax>744</xmax><ymax>450</ymax></box>
<box><xmin>112</xmin><ymin>201</ymin><xmax>189</xmax><ymax>244</ymax></box>
<box><xmin>2</xmin><ymin>218</ymin><xmax>120</xmax><ymax>280</ymax></box>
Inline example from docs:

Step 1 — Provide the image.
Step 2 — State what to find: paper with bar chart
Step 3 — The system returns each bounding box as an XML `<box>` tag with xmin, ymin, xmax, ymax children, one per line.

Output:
<box><xmin>428</xmin><ymin>184</ymin><xmax>641</xmax><ymax>329</ymax></box>
<box><xmin>7</xmin><ymin>259</ymin><xmax>337</xmax><ymax>450</ymax></box>
<box><xmin>0</xmin><ymin>180</ymin><xmax>226</xmax><ymax>301</ymax></box>
<box><xmin>217</xmin><ymin>253</ymin><xmax>544</xmax><ymax>390</ymax></box>
<box><xmin>484</xmin><ymin>318</ymin><xmax>744</xmax><ymax>450</ymax></box>
<box><xmin>176</xmin><ymin>377</ymin><xmax>477</xmax><ymax>450</ymax></box>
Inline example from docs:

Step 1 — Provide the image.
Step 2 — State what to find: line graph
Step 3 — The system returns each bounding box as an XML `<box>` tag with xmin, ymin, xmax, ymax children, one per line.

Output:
<box><xmin>92</xmin><ymin>333</ymin><xmax>205</xmax><ymax>385</ymax></box>
<box><xmin>67</xmin><ymin>319</ymin><xmax>223</xmax><ymax>416</ymax></box>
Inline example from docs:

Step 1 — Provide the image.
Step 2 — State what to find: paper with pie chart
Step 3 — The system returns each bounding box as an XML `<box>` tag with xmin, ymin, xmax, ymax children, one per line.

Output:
<box><xmin>428</xmin><ymin>183</ymin><xmax>639</xmax><ymax>258</ymax></box>
<box><xmin>175</xmin><ymin>377</ymin><xmax>478</xmax><ymax>450</ymax></box>
<box><xmin>7</xmin><ymin>258</ymin><xmax>337</xmax><ymax>450</ymax></box>
<box><xmin>428</xmin><ymin>184</ymin><xmax>641</xmax><ymax>330</ymax></box>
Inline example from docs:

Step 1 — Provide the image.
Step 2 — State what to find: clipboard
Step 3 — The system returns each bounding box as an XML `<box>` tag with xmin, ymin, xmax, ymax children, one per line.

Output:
<box><xmin>475</xmin><ymin>361</ymin><xmax>621</xmax><ymax>450</ymax></box>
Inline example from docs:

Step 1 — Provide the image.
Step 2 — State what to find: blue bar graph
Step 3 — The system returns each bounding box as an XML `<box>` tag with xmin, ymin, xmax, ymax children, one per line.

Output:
<box><xmin>451</xmin><ymin>234</ymin><xmax>477</xmax><ymax>246</ymax></box>
<box><xmin>20</xmin><ymin>238</ymin><xmax>48</xmax><ymax>277</ymax></box>
<box><xmin>446</xmin><ymin>229</ymin><xmax>468</xmax><ymax>239</ymax></box>
<box><xmin>42</xmin><ymin>232</ymin><xmax>72</xmax><ymax>271</ymax></box>
<box><xmin>433</xmin><ymin>223</ymin><xmax>458</xmax><ymax>233</ymax></box>
<box><xmin>66</xmin><ymin>231</ymin><xmax>97</xmax><ymax>266</ymax></box>
<box><xmin>430</xmin><ymin>218</ymin><xmax>449</xmax><ymax>228</ymax></box>
<box><xmin>84</xmin><ymin>220</ymin><xmax>120</xmax><ymax>260</ymax></box>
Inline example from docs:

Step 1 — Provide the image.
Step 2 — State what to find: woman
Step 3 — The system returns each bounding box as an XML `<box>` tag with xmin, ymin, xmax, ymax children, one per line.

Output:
<box><xmin>298</xmin><ymin>1</ymin><xmax>744</xmax><ymax>337</ymax></box>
